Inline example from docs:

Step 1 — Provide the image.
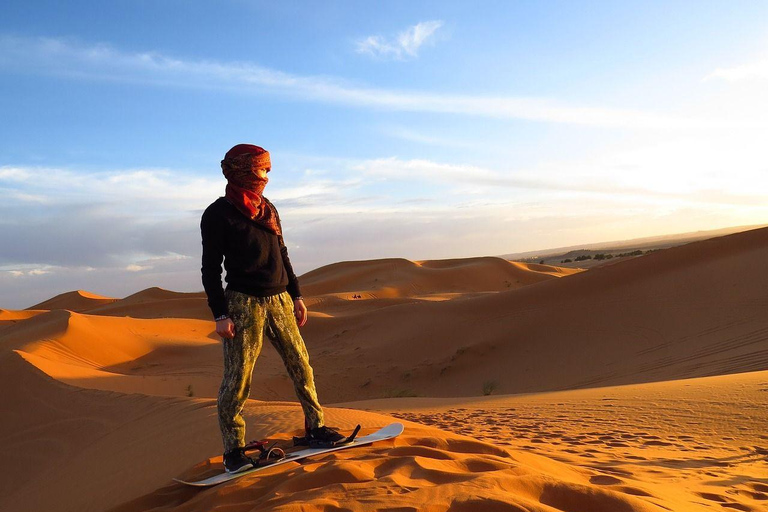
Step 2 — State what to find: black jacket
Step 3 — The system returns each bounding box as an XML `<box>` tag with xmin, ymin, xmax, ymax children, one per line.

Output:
<box><xmin>200</xmin><ymin>197</ymin><xmax>302</xmax><ymax>318</ymax></box>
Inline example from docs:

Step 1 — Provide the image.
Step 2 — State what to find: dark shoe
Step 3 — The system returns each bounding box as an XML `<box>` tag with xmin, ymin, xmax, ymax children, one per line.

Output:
<box><xmin>308</xmin><ymin>425</ymin><xmax>347</xmax><ymax>447</ymax></box>
<box><xmin>223</xmin><ymin>449</ymin><xmax>256</xmax><ymax>474</ymax></box>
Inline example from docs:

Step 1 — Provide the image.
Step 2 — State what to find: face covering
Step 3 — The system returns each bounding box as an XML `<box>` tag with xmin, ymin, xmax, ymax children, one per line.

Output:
<box><xmin>221</xmin><ymin>152</ymin><xmax>281</xmax><ymax>236</ymax></box>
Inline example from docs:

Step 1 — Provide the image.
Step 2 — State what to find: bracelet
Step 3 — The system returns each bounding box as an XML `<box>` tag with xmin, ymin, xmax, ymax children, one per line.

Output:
<box><xmin>214</xmin><ymin>315</ymin><xmax>229</xmax><ymax>321</ymax></box>
<box><xmin>293</xmin><ymin>296</ymin><xmax>303</xmax><ymax>301</ymax></box>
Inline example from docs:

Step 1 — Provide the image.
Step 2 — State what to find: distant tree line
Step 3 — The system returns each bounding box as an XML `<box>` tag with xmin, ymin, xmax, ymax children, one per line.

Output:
<box><xmin>561</xmin><ymin>249</ymin><xmax>659</xmax><ymax>264</ymax></box>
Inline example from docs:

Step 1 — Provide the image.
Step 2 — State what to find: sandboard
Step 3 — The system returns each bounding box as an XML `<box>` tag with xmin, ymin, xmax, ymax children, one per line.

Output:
<box><xmin>174</xmin><ymin>423</ymin><xmax>404</xmax><ymax>487</ymax></box>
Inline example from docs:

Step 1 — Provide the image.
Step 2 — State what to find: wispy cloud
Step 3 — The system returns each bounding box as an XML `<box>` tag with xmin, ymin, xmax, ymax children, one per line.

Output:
<box><xmin>380</xmin><ymin>125</ymin><xmax>479</xmax><ymax>149</ymax></box>
<box><xmin>705</xmin><ymin>56</ymin><xmax>768</xmax><ymax>82</ymax></box>
<box><xmin>351</xmin><ymin>151</ymin><xmax>768</xmax><ymax>207</ymax></box>
<box><xmin>356</xmin><ymin>20</ymin><xmax>443</xmax><ymax>59</ymax></box>
<box><xmin>0</xmin><ymin>34</ymin><xmax>714</xmax><ymax>129</ymax></box>
<box><xmin>4</xmin><ymin>265</ymin><xmax>53</xmax><ymax>277</ymax></box>
<box><xmin>0</xmin><ymin>165</ymin><xmax>220</xmax><ymax>214</ymax></box>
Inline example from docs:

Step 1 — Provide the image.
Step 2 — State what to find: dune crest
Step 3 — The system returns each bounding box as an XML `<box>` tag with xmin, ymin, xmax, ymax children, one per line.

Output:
<box><xmin>27</xmin><ymin>289</ymin><xmax>117</xmax><ymax>312</ymax></box>
<box><xmin>1</xmin><ymin>309</ymin><xmax>221</xmax><ymax>396</ymax></box>
<box><xmin>0</xmin><ymin>308</ymin><xmax>46</xmax><ymax>325</ymax></box>
<box><xmin>86</xmin><ymin>287</ymin><xmax>210</xmax><ymax>319</ymax></box>
<box><xmin>301</xmin><ymin>256</ymin><xmax>580</xmax><ymax>299</ymax></box>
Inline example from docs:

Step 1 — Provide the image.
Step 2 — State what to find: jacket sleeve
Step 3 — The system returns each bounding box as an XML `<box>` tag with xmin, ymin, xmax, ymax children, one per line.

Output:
<box><xmin>200</xmin><ymin>206</ymin><xmax>228</xmax><ymax>319</ymax></box>
<box><xmin>274</xmin><ymin>205</ymin><xmax>303</xmax><ymax>299</ymax></box>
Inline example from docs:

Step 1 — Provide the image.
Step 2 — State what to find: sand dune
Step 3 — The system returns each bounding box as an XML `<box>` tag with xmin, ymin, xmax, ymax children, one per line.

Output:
<box><xmin>17</xmin><ymin>257</ymin><xmax>566</xmax><ymax>321</ymax></box>
<box><xmin>342</xmin><ymin>369</ymin><xmax>768</xmax><ymax>512</ymax></box>
<box><xmin>26</xmin><ymin>289</ymin><xmax>117</xmax><ymax>312</ymax></box>
<box><xmin>4</xmin><ymin>341</ymin><xmax>765</xmax><ymax>512</ymax></box>
<box><xmin>3</xmin><ymin>309</ymin><xmax>214</xmax><ymax>368</ymax></box>
<box><xmin>0</xmin><ymin>308</ymin><xmax>46</xmax><ymax>325</ymax></box>
<box><xmin>25</xmin><ymin>287</ymin><xmax>210</xmax><ymax>320</ymax></box>
<box><xmin>1</xmin><ymin>257</ymin><xmax>583</xmax><ymax>398</ymax></box>
<box><xmin>1</xmin><ymin>348</ymin><xmax>679</xmax><ymax>512</ymax></box>
<box><xmin>1</xmin><ymin>309</ymin><xmax>222</xmax><ymax>396</ymax></box>
<box><xmin>7</xmin><ymin>227</ymin><xmax>768</xmax><ymax>404</ymax></box>
<box><xmin>295</xmin><ymin>226</ymin><xmax>768</xmax><ymax>400</ymax></box>
<box><xmin>2</xmin><ymin>226</ymin><xmax>767</xmax><ymax>511</ymax></box>
<box><xmin>301</xmin><ymin>256</ymin><xmax>579</xmax><ymax>299</ymax></box>
<box><xmin>0</xmin><ymin>349</ymin><xmax>389</xmax><ymax>512</ymax></box>
<box><xmin>85</xmin><ymin>287</ymin><xmax>211</xmax><ymax>320</ymax></box>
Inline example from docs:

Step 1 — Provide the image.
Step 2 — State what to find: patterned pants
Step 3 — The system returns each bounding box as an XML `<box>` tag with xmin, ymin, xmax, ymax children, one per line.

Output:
<box><xmin>218</xmin><ymin>289</ymin><xmax>325</xmax><ymax>453</ymax></box>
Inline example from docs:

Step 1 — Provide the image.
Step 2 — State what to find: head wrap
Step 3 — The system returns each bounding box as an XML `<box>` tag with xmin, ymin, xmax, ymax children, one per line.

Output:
<box><xmin>221</xmin><ymin>144</ymin><xmax>281</xmax><ymax>235</ymax></box>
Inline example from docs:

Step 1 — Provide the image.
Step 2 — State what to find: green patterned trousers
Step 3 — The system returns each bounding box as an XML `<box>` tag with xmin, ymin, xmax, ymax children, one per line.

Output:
<box><xmin>218</xmin><ymin>289</ymin><xmax>325</xmax><ymax>453</ymax></box>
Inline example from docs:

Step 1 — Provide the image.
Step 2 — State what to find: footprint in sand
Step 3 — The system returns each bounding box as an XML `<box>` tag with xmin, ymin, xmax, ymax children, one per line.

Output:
<box><xmin>643</xmin><ymin>440</ymin><xmax>674</xmax><ymax>446</ymax></box>
<box><xmin>589</xmin><ymin>474</ymin><xmax>623</xmax><ymax>485</ymax></box>
<box><xmin>746</xmin><ymin>482</ymin><xmax>768</xmax><ymax>493</ymax></box>
<box><xmin>729</xmin><ymin>486</ymin><xmax>766</xmax><ymax>502</ymax></box>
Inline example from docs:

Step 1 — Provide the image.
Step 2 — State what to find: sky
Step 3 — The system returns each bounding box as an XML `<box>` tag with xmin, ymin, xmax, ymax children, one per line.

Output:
<box><xmin>1</xmin><ymin>0</ymin><xmax>768</xmax><ymax>309</ymax></box>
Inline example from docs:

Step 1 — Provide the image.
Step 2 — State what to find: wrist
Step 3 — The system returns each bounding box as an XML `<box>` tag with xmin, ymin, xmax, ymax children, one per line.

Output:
<box><xmin>293</xmin><ymin>296</ymin><xmax>303</xmax><ymax>301</ymax></box>
<box><xmin>214</xmin><ymin>315</ymin><xmax>229</xmax><ymax>322</ymax></box>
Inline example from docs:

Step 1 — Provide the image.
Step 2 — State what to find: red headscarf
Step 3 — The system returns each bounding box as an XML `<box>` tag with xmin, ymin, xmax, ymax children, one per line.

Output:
<box><xmin>221</xmin><ymin>144</ymin><xmax>281</xmax><ymax>235</ymax></box>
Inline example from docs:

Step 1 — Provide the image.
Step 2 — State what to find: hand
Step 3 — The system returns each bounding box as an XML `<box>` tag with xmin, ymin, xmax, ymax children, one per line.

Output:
<box><xmin>294</xmin><ymin>298</ymin><xmax>308</xmax><ymax>327</ymax></box>
<box><xmin>216</xmin><ymin>318</ymin><xmax>236</xmax><ymax>339</ymax></box>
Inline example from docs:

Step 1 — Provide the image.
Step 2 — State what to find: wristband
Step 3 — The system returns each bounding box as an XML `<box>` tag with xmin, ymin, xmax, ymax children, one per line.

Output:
<box><xmin>293</xmin><ymin>296</ymin><xmax>303</xmax><ymax>301</ymax></box>
<box><xmin>214</xmin><ymin>315</ymin><xmax>229</xmax><ymax>322</ymax></box>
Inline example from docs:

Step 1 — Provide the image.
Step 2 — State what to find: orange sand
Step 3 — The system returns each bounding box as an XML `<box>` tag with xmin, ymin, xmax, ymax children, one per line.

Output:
<box><xmin>27</xmin><ymin>289</ymin><xmax>118</xmax><ymax>312</ymax></box>
<box><xmin>1</xmin><ymin>228</ymin><xmax>767</xmax><ymax>511</ymax></box>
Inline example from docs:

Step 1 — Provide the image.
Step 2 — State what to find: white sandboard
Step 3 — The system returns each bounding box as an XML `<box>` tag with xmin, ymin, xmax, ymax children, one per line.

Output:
<box><xmin>174</xmin><ymin>423</ymin><xmax>404</xmax><ymax>487</ymax></box>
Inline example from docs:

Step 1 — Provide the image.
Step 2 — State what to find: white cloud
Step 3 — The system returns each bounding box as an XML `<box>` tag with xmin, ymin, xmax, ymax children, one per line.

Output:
<box><xmin>355</xmin><ymin>36</ymin><xmax>395</xmax><ymax>58</ymax></box>
<box><xmin>356</xmin><ymin>20</ymin><xmax>443</xmax><ymax>59</ymax></box>
<box><xmin>0</xmin><ymin>165</ymin><xmax>221</xmax><ymax>214</ymax></box>
<box><xmin>125</xmin><ymin>253</ymin><xmax>191</xmax><ymax>272</ymax></box>
<box><xmin>0</xmin><ymin>167</ymin><xmax>33</xmax><ymax>180</ymax></box>
<box><xmin>380</xmin><ymin>126</ymin><xmax>479</xmax><ymax>149</ymax></box>
<box><xmin>705</xmin><ymin>57</ymin><xmax>768</xmax><ymax>82</ymax></box>
<box><xmin>399</xmin><ymin>21</ymin><xmax>443</xmax><ymax>56</ymax></box>
<box><xmin>0</xmin><ymin>34</ymin><xmax>725</xmax><ymax>129</ymax></box>
<box><xmin>349</xmin><ymin>147</ymin><xmax>768</xmax><ymax>208</ymax></box>
<box><xmin>2</xmin><ymin>264</ymin><xmax>55</xmax><ymax>277</ymax></box>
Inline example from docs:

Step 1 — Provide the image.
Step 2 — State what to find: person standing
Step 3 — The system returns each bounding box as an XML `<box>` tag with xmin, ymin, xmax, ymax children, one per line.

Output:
<box><xmin>201</xmin><ymin>144</ymin><xmax>344</xmax><ymax>473</ymax></box>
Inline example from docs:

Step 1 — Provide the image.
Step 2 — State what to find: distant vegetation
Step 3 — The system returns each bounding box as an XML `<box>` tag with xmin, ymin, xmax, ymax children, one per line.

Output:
<box><xmin>482</xmin><ymin>380</ymin><xmax>498</xmax><ymax>396</ymax></box>
<box><xmin>559</xmin><ymin>249</ymin><xmax>660</xmax><ymax>264</ymax></box>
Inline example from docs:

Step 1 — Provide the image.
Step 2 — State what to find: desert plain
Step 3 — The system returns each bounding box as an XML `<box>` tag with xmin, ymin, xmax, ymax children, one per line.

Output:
<box><xmin>1</xmin><ymin>226</ymin><xmax>767</xmax><ymax>512</ymax></box>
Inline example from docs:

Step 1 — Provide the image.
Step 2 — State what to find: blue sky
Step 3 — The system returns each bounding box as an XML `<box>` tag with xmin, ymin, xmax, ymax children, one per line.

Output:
<box><xmin>2</xmin><ymin>1</ymin><xmax>768</xmax><ymax>308</ymax></box>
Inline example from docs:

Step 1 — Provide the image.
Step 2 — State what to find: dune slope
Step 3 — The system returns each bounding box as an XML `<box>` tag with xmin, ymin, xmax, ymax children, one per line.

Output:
<box><xmin>1</xmin><ymin>348</ymin><xmax>683</xmax><ymax>512</ymax></box>
<box><xmin>0</xmin><ymin>348</ymin><xmax>399</xmax><ymax>512</ymax></box>
<box><xmin>85</xmin><ymin>287</ymin><xmax>211</xmax><ymax>319</ymax></box>
<box><xmin>301</xmin><ymin>256</ymin><xmax>579</xmax><ymax>299</ymax></box>
<box><xmin>6</xmin><ymin>228</ymin><xmax>768</xmax><ymax>403</ymax></box>
<box><xmin>294</xmin><ymin>226</ymin><xmax>768</xmax><ymax>400</ymax></box>
<box><xmin>27</xmin><ymin>289</ymin><xmax>117</xmax><ymax>312</ymax></box>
